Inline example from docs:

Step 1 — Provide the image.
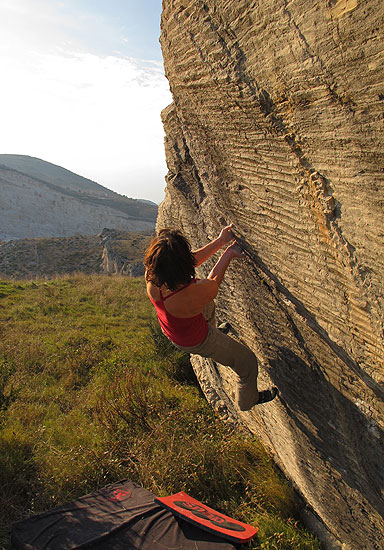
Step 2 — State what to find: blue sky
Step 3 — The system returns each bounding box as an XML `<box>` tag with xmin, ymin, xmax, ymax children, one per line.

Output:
<box><xmin>48</xmin><ymin>0</ymin><xmax>163</xmax><ymax>60</ymax></box>
<box><xmin>0</xmin><ymin>0</ymin><xmax>171</xmax><ymax>203</ymax></box>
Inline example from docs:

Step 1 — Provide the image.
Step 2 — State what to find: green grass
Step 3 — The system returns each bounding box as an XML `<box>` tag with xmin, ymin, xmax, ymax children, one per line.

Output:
<box><xmin>0</xmin><ymin>274</ymin><xmax>320</xmax><ymax>550</ymax></box>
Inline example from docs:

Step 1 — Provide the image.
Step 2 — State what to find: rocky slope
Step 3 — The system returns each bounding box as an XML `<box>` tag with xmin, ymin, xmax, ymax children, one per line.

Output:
<box><xmin>0</xmin><ymin>229</ymin><xmax>150</xmax><ymax>279</ymax></box>
<box><xmin>158</xmin><ymin>1</ymin><xmax>384</xmax><ymax>549</ymax></box>
<box><xmin>0</xmin><ymin>155</ymin><xmax>157</xmax><ymax>240</ymax></box>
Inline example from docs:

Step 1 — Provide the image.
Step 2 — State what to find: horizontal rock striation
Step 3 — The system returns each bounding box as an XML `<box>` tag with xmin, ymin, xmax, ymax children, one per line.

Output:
<box><xmin>158</xmin><ymin>1</ymin><xmax>384</xmax><ymax>549</ymax></box>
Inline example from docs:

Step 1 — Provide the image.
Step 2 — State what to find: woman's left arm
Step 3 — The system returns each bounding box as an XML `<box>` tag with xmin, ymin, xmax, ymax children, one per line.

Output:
<box><xmin>193</xmin><ymin>224</ymin><xmax>235</xmax><ymax>267</ymax></box>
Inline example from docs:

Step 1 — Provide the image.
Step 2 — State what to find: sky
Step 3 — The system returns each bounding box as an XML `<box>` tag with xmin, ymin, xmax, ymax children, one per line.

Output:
<box><xmin>0</xmin><ymin>0</ymin><xmax>172</xmax><ymax>203</ymax></box>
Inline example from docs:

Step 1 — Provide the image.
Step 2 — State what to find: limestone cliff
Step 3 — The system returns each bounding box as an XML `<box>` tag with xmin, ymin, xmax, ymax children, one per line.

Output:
<box><xmin>158</xmin><ymin>1</ymin><xmax>384</xmax><ymax>549</ymax></box>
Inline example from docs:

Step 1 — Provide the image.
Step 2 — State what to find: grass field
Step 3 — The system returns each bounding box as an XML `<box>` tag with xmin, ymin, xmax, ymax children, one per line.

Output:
<box><xmin>0</xmin><ymin>275</ymin><xmax>320</xmax><ymax>549</ymax></box>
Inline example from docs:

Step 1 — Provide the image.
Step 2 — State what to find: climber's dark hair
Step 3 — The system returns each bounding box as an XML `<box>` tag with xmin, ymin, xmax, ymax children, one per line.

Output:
<box><xmin>144</xmin><ymin>228</ymin><xmax>196</xmax><ymax>291</ymax></box>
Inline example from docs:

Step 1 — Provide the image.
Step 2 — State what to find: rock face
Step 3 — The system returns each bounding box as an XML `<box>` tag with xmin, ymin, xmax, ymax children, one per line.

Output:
<box><xmin>0</xmin><ymin>155</ymin><xmax>157</xmax><ymax>240</ymax></box>
<box><xmin>158</xmin><ymin>1</ymin><xmax>384</xmax><ymax>549</ymax></box>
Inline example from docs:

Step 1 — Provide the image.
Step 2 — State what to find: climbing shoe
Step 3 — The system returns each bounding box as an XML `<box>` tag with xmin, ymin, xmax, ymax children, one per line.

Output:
<box><xmin>256</xmin><ymin>387</ymin><xmax>278</xmax><ymax>405</ymax></box>
<box><xmin>218</xmin><ymin>322</ymin><xmax>231</xmax><ymax>334</ymax></box>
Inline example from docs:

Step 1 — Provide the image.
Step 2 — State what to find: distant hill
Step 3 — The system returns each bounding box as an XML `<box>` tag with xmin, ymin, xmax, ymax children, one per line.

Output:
<box><xmin>0</xmin><ymin>155</ymin><xmax>158</xmax><ymax>240</ymax></box>
<box><xmin>136</xmin><ymin>198</ymin><xmax>158</xmax><ymax>206</ymax></box>
<box><xmin>0</xmin><ymin>229</ymin><xmax>151</xmax><ymax>279</ymax></box>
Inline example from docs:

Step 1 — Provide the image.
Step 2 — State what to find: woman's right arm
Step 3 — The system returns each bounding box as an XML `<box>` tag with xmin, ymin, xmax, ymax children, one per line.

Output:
<box><xmin>176</xmin><ymin>242</ymin><xmax>244</xmax><ymax>316</ymax></box>
<box><xmin>208</xmin><ymin>243</ymin><xmax>244</xmax><ymax>286</ymax></box>
<box><xmin>193</xmin><ymin>224</ymin><xmax>235</xmax><ymax>267</ymax></box>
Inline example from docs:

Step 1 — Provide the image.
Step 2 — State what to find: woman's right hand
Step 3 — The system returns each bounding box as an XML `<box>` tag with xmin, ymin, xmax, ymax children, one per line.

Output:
<box><xmin>226</xmin><ymin>242</ymin><xmax>244</xmax><ymax>259</ymax></box>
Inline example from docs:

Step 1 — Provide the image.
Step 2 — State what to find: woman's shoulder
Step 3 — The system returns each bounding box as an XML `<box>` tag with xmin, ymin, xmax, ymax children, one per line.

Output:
<box><xmin>187</xmin><ymin>278</ymin><xmax>218</xmax><ymax>300</ymax></box>
<box><xmin>146</xmin><ymin>281</ymin><xmax>161</xmax><ymax>302</ymax></box>
<box><xmin>193</xmin><ymin>277</ymin><xmax>218</xmax><ymax>288</ymax></box>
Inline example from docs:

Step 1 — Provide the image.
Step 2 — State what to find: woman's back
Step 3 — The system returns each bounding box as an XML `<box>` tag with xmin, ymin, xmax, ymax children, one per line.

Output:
<box><xmin>146</xmin><ymin>278</ymin><xmax>218</xmax><ymax>318</ymax></box>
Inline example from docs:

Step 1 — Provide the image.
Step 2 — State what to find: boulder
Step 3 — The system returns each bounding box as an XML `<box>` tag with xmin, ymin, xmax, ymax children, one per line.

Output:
<box><xmin>158</xmin><ymin>1</ymin><xmax>384</xmax><ymax>548</ymax></box>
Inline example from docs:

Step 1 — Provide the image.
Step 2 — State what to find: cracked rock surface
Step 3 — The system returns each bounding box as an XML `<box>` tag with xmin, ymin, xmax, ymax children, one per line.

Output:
<box><xmin>158</xmin><ymin>1</ymin><xmax>384</xmax><ymax>549</ymax></box>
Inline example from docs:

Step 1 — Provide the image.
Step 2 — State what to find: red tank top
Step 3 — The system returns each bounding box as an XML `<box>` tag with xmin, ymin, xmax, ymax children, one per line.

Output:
<box><xmin>148</xmin><ymin>280</ymin><xmax>208</xmax><ymax>347</ymax></box>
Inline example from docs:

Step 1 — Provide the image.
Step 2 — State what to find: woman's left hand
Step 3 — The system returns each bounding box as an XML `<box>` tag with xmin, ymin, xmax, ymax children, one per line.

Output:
<box><xmin>219</xmin><ymin>224</ymin><xmax>235</xmax><ymax>245</ymax></box>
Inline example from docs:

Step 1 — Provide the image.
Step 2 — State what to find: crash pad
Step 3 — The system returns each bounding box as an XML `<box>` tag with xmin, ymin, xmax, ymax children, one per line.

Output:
<box><xmin>155</xmin><ymin>492</ymin><xmax>258</xmax><ymax>543</ymax></box>
<box><xmin>11</xmin><ymin>480</ymin><xmax>237</xmax><ymax>550</ymax></box>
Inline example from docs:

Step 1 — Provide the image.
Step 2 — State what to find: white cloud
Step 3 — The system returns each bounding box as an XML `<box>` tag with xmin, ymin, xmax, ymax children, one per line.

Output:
<box><xmin>0</xmin><ymin>0</ymin><xmax>81</xmax><ymax>53</ymax></box>
<box><xmin>0</xmin><ymin>0</ymin><xmax>172</xmax><ymax>203</ymax></box>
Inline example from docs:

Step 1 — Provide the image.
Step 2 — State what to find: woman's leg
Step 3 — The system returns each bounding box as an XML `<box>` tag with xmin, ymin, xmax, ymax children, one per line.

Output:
<box><xmin>177</xmin><ymin>325</ymin><xmax>259</xmax><ymax>411</ymax></box>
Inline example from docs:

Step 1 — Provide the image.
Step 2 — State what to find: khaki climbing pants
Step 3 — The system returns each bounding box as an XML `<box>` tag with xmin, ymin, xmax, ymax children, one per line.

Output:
<box><xmin>173</xmin><ymin>302</ymin><xmax>259</xmax><ymax>411</ymax></box>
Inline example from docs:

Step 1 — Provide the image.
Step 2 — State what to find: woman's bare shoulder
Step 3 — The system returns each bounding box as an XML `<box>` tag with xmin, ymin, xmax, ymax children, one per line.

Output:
<box><xmin>164</xmin><ymin>278</ymin><xmax>218</xmax><ymax>317</ymax></box>
<box><xmin>146</xmin><ymin>281</ymin><xmax>161</xmax><ymax>301</ymax></box>
<box><xmin>189</xmin><ymin>278</ymin><xmax>218</xmax><ymax>300</ymax></box>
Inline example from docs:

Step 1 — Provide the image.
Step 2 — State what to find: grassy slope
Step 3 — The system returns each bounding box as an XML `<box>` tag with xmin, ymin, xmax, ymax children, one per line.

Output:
<box><xmin>0</xmin><ymin>275</ymin><xmax>320</xmax><ymax>550</ymax></box>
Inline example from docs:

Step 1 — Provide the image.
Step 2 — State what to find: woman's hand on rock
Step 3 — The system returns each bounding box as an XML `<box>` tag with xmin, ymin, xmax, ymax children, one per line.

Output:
<box><xmin>226</xmin><ymin>242</ymin><xmax>244</xmax><ymax>259</ymax></box>
<box><xmin>219</xmin><ymin>224</ymin><xmax>235</xmax><ymax>245</ymax></box>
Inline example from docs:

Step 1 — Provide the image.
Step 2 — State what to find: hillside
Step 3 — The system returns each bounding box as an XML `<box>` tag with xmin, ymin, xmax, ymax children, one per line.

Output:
<box><xmin>159</xmin><ymin>1</ymin><xmax>384</xmax><ymax>549</ymax></box>
<box><xmin>0</xmin><ymin>155</ymin><xmax>157</xmax><ymax>240</ymax></box>
<box><xmin>0</xmin><ymin>229</ymin><xmax>151</xmax><ymax>279</ymax></box>
<box><xmin>0</xmin><ymin>275</ymin><xmax>319</xmax><ymax>550</ymax></box>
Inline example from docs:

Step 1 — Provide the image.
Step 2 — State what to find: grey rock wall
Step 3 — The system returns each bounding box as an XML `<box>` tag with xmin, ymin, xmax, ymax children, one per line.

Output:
<box><xmin>158</xmin><ymin>1</ymin><xmax>384</xmax><ymax>548</ymax></box>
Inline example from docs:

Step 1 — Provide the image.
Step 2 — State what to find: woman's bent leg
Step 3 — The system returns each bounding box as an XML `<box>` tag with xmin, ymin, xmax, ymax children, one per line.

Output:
<box><xmin>176</xmin><ymin>325</ymin><xmax>259</xmax><ymax>411</ymax></box>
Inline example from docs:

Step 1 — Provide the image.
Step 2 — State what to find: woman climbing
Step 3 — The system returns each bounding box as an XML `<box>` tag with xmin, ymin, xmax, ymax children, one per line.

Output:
<box><xmin>144</xmin><ymin>224</ymin><xmax>277</xmax><ymax>410</ymax></box>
